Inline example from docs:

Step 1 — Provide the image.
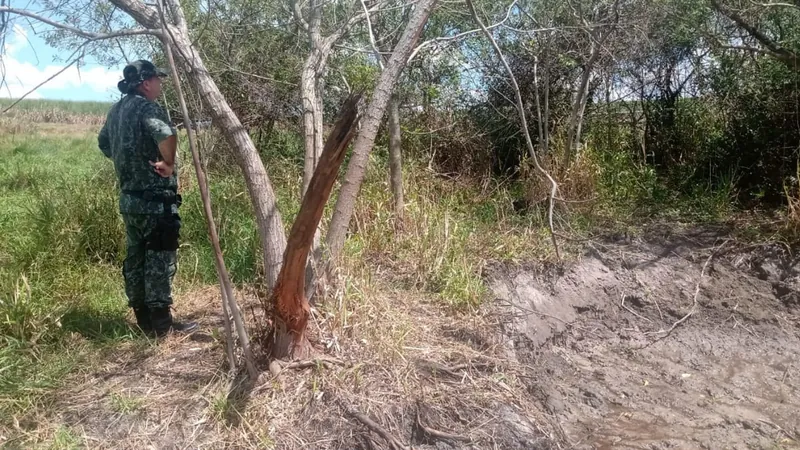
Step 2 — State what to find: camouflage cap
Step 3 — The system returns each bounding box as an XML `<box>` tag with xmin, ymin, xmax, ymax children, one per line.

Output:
<box><xmin>118</xmin><ymin>60</ymin><xmax>168</xmax><ymax>94</ymax></box>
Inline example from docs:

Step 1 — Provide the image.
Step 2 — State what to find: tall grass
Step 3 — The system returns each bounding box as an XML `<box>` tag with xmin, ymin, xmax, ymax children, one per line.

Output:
<box><xmin>0</xmin><ymin>98</ymin><xmax>112</xmax><ymax>115</ymax></box>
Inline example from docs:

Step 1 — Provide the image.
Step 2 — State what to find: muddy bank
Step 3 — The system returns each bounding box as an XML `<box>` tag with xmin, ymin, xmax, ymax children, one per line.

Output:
<box><xmin>487</xmin><ymin>231</ymin><xmax>800</xmax><ymax>449</ymax></box>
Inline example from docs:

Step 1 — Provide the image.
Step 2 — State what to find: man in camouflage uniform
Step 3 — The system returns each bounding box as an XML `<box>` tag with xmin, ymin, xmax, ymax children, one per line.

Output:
<box><xmin>98</xmin><ymin>60</ymin><xmax>197</xmax><ymax>337</ymax></box>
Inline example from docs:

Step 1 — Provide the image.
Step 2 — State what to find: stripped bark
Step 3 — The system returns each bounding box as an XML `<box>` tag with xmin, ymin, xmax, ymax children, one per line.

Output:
<box><xmin>269</xmin><ymin>94</ymin><xmax>362</xmax><ymax>359</ymax></box>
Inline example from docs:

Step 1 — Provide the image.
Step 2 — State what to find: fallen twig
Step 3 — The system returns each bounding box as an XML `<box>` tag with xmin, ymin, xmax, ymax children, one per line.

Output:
<box><xmin>344</xmin><ymin>406</ymin><xmax>409</xmax><ymax>450</ymax></box>
<box><xmin>415</xmin><ymin>407</ymin><xmax>471</xmax><ymax>444</ymax></box>
<box><xmin>415</xmin><ymin>358</ymin><xmax>492</xmax><ymax>378</ymax></box>
<box><xmin>620</xmin><ymin>293</ymin><xmax>654</xmax><ymax>324</ymax></box>
<box><xmin>645</xmin><ymin>241</ymin><xmax>729</xmax><ymax>340</ymax></box>
<box><xmin>284</xmin><ymin>357</ymin><xmax>345</xmax><ymax>370</ymax></box>
<box><xmin>267</xmin><ymin>357</ymin><xmax>345</xmax><ymax>377</ymax></box>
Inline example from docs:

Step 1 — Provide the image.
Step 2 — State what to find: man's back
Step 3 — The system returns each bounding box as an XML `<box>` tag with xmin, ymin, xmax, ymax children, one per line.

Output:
<box><xmin>99</xmin><ymin>94</ymin><xmax>177</xmax><ymax>214</ymax></box>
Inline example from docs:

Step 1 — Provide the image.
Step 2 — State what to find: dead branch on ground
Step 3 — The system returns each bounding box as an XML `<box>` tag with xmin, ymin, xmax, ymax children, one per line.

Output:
<box><xmin>415</xmin><ymin>406</ymin><xmax>471</xmax><ymax>444</ymax></box>
<box><xmin>646</xmin><ymin>241</ymin><xmax>730</xmax><ymax>340</ymax></box>
<box><xmin>344</xmin><ymin>405</ymin><xmax>409</xmax><ymax>450</ymax></box>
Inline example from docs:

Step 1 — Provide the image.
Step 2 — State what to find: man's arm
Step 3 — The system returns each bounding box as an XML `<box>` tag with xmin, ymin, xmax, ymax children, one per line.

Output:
<box><xmin>142</xmin><ymin>102</ymin><xmax>178</xmax><ymax>177</ymax></box>
<box><xmin>98</xmin><ymin>121</ymin><xmax>112</xmax><ymax>158</ymax></box>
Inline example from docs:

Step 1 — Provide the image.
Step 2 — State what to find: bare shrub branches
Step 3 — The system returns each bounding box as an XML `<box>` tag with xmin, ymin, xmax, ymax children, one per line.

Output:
<box><xmin>465</xmin><ymin>0</ymin><xmax>561</xmax><ymax>259</ymax></box>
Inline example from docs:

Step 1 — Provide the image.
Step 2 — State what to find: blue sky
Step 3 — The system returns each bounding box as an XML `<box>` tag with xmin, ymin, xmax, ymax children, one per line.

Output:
<box><xmin>2</xmin><ymin>23</ymin><xmax>122</xmax><ymax>102</ymax></box>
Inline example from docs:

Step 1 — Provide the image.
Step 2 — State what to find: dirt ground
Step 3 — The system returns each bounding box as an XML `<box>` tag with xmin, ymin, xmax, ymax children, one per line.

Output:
<box><xmin>10</xmin><ymin>226</ymin><xmax>800</xmax><ymax>449</ymax></box>
<box><xmin>488</xmin><ymin>226</ymin><xmax>800</xmax><ymax>449</ymax></box>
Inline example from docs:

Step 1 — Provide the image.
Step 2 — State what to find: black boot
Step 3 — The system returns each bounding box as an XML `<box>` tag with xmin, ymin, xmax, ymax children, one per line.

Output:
<box><xmin>150</xmin><ymin>307</ymin><xmax>198</xmax><ymax>337</ymax></box>
<box><xmin>133</xmin><ymin>307</ymin><xmax>152</xmax><ymax>332</ymax></box>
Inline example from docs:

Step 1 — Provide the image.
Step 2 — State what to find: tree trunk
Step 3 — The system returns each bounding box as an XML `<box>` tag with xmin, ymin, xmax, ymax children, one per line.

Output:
<box><xmin>388</xmin><ymin>93</ymin><xmax>404</xmax><ymax>224</ymax></box>
<box><xmin>325</xmin><ymin>0</ymin><xmax>438</xmax><ymax>261</ymax></box>
<box><xmin>301</xmin><ymin>57</ymin><xmax>319</xmax><ymax>196</ymax></box>
<box><xmin>564</xmin><ymin>61</ymin><xmax>593</xmax><ymax>168</ymax></box>
<box><xmin>269</xmin><ymin>94</ymin><xmax>361</xmax><ymax>359</ymax></box>
<box><xmin>112</xmin><ymin>0</ymin><xmax>287</xmax><ymax>289</ymax></box>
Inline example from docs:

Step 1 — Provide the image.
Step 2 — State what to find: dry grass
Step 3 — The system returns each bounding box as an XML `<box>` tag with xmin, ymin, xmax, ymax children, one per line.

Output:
<box><xmin>784</xmin><ymin>162</ymin><xmax>800</xmax><ymax>236</ymax></box>
<box><xmin>1</xmin><ymin>275</ymin><xmax>558</xmax><ymax>449</ymax></box>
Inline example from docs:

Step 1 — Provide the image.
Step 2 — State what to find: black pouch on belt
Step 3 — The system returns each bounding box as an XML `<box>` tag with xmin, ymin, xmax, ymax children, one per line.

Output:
<box><xmin>147</xmin><ymin>214</ymin><xmax>181</xmax><ymax>252</ymax></box>
<box><xmin>123</xmin><ymin>189</ymin><xmax>183</xmax><ymax>252</ymax></box>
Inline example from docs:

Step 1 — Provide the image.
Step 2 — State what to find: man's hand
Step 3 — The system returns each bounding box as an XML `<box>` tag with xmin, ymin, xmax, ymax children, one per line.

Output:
<box><xmin>150</xmin><ymin>160</ymin><xmax>174</xmax><ymax>178</ymax></box>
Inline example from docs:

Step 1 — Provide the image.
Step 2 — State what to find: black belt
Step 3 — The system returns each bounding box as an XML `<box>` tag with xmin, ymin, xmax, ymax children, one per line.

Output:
<box><xmin>122</xmin><ymin>189</ymin><xmax>182</xmax><ymax>214</ymax></box>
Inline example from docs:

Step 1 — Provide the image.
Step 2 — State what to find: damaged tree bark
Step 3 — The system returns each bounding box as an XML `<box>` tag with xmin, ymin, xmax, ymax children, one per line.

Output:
<box><xmin>269</xmin><ymin>94</ymin><xmax>362</xmax><ymax>359</ymax></box>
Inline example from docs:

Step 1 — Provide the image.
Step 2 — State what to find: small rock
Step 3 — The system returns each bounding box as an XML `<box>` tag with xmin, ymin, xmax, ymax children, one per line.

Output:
<box><xmin>268</xmin><ymin>360</ymin><xmax>282</xmax><ymax>377</ymax></box>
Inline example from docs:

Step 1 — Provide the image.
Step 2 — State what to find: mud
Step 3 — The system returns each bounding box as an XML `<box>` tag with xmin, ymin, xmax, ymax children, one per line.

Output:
<box><xmin>487</xmin><ymin>230</ymin><xmax>800</xmax><ymax>449</ymax></box>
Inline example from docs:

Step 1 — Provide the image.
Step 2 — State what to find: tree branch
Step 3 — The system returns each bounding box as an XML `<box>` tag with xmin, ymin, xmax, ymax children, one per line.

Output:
<box><xmin>109</xmin><ymin>0</ymin><xmax>161</xmax><ymax>28</ymax></box>
<box><xmin>293</xmin><ymin>0</ymin><xmax>310</xmax><ymax>33</ymax></box>
<box><xmin>711</xmin><ymin>0</ymin><xmax>800</xmax><ymax>66</ymax></box>
<box><xmin>408</xmin><ymin>0</ymin><xmax>517</xmax><ymax>64</ymax></box>
<box><xmin>466</xmin><ymin>0</ymin><xmax>561</xmax><ymax>259</ymax></box>
<box><xmin>0</xmin><ymin>7</ymin><xmax>161</xmax><ymax>40</ymax></box>
<box><xmin>2</xmin><ymin>48</ymin><xmax>83</xmax><ymax>113</ymax></box>
<box><xmin>360</xmin><ymin>0</ymin><xmax>384</xmax><ymax>70</ymax></box>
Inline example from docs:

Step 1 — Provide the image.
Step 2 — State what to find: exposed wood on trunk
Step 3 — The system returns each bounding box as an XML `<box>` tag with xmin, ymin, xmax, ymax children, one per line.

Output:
<box><xmin>269</xmin><ymin>94</ymin><xmax>362</xmax><ymax>360</ymax></box>
<box><xmin>325</xmin><ymin>0</ymin><xmax>439</xmax><ymax>261</ymax></box>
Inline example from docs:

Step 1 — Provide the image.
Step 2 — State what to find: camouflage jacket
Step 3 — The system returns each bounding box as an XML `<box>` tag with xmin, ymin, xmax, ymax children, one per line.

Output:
<box><xmin>98</xmin><ymin>94</ymin><xmax>178</xmax><ymax>215</ymax></box>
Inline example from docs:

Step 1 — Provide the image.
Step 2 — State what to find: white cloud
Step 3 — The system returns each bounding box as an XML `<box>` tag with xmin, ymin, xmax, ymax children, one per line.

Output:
<box><xmin>1</xmin><ymin>25</ymin><xmax>119</xmax><ymax>100</ymax></box>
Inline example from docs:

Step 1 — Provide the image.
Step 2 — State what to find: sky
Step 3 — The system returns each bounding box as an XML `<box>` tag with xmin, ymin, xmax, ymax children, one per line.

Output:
<box><xmin>2</xmin><ymin>23</ymin><xmax>122</xmax><ymax>102</ymax></box>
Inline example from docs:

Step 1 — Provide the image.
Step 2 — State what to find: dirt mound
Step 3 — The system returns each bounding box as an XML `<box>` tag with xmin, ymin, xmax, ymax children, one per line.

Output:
<box><xmin>487</xmin><ymin>231</ymin><xmax>800</xmax><ymax>449</ymax></box>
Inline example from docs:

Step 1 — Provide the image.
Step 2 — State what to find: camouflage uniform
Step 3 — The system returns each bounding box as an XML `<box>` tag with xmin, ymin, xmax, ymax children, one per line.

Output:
<box><xmin>98</xmin><ymin>93</ymin><xmax>180</xmax><ymax>311</ymax></box>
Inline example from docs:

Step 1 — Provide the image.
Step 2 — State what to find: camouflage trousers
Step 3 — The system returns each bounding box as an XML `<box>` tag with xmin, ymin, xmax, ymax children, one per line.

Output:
<box><xmin>122</xmin><ymin>214</ymin><xmax>178</xmax><ymax>310</ymax></box>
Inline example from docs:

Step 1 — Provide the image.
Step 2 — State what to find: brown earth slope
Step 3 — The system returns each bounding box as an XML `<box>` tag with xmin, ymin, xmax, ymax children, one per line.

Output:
<box><xmin>488</xmin><ymin>227</ymin><xmax>800</xmax><ymax>449</ymax></box>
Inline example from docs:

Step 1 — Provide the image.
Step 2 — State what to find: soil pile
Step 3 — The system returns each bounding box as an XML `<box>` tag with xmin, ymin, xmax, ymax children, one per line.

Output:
<box><xmin>487</xmin><ymin>229</ymin><xmax>800</xmax><ymax>449</ymax></box>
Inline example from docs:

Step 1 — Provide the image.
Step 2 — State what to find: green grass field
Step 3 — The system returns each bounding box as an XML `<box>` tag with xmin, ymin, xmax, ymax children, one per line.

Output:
<box><xmin>0</xmin><ymin>98</ymin><xmax>113</xmax><ymax>115</ymax></box>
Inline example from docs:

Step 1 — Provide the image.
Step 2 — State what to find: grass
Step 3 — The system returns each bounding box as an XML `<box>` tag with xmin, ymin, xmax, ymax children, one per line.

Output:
<box><xmin>0</xmin><ymin>104</ymin><xmax>545</xmax><ymax>438</ymax></box>
<box><xmin>0</xmin><ymin>98</ymin><xmax>112</xmax><ymax>115</ymax></box>
<box><xmin>0</xmin><ymin>99</ymin><xmax>780</xmax><ymax>448</ymax></box>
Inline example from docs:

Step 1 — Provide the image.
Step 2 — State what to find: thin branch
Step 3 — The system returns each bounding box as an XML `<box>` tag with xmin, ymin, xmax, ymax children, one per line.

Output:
<box><xmin>466</xmin><ymin>0</ymin><xmax>561</xmax><ymax>259</ymax></box>
<box><xmin>293</xmin><ymin>0</ymin><xmax>310</xmax><ymax>33</ymax></box>
<box><xmin>344</xmin><ymin>405</ymin><xmax>409</xmax><ymax>450</ymax></box>
<box><xmin>748</xmin><ymin>1</ymin><xmax>800</xmax><ymax>8</ymax></box>
<box><xmin>415</xmin><ymin>406</ymin><xmax>471</xmax><ymax>444</ymax></box>
<box><xmin>158</xmin><ymin>0</ymin><xmax>258</xmax><ymax>380</ymax></box>
<box><xmin>711</xmin><ymin>0</ymin><xmax>800</xmax><ymax>66</ymax></box>
<box><xmin>645</xmin><ymin>242</ymin><xmax>729</xmax><ymax>340</ymax></box>
<box><xmin>720</xmin><ymin>44</ymin><xmax>786</xmax><ymax>58</ymax></box>
<box><xmin>408</xmin><ymin>0</ymin><xmax>517</xmax><ymax>64</ymax></box>
<box><xmin>0</xmin><ymin>6</ymin><xmax>161</xmax><ymax>40</ymax></box>
<box><xmin>360</xmin><ymin>0</ymin><xmax>384</xmax><ymax>70</ymax></box>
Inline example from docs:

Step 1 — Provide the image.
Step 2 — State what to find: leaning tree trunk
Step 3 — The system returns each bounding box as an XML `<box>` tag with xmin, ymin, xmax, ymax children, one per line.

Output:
<box><xmin>325</xmin><ymin>0</ymin><xmax>438</xmax><ymax>261</ymax></box>
<box><xmin>269</xmin><ymin>94</ymin><xmax>362</xmax><ymax>359</ymax></box>
<box><xmin>301</xmin><ymin>57</ymin><xmax>320</xmax><ymax>195</ymax></box>
<box><xmin>387</xmin><ymin>93</ymin><xmax>404</xmax><ymax>224</ymax></box>
<box><xmin>112</xmin><ymin>0</ymin><xmax>287</xmax><ymax>289</ymax></box>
